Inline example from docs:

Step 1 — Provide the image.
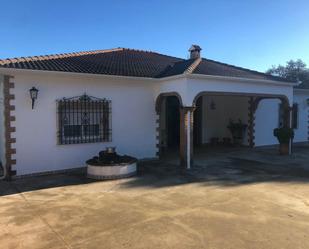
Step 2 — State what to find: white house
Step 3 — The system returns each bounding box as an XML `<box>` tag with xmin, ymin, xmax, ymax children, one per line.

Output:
<box><xmin>0</xmin><ymin>45</ymin><xmax>308</xmax><ymax>179</ymax></box>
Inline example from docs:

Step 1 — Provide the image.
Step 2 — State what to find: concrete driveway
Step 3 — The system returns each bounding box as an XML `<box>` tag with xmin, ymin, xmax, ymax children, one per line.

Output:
<box><xmin>1</xmin><ymin>145</ymin><xmax>309</xmax><ymax>249</ymax></box>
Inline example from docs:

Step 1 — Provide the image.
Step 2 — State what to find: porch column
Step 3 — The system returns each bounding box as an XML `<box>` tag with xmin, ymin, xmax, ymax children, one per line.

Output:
<box><xmin>180</xmin><ymin>106</ymin><xmax>195</xmax><ymax>169</ymax></box>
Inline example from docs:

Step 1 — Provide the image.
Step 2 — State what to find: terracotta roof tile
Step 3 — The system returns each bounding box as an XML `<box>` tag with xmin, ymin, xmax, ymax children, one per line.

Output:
<box><xmin>193</xmin><ymin>59</ymin><xmax>292</xmax><ymax>83</ymax></box>
<box><xmin>0</xmin><ymin>48</ymin><xmax>293</xmax><ymax>83</ymax></box>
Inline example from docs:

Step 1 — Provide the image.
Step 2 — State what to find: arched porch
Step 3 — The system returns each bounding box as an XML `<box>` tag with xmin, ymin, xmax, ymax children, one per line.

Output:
<box><xmin>156</xmin><ymin>91</ymin><xmax>293</xmax><ymax>170</ymax></box>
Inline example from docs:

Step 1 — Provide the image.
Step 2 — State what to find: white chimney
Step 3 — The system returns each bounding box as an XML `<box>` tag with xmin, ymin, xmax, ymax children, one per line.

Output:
<box><xmin>189</xmin><ymin>45</ymin><xmax>202</xmax><ymax>59</ymax></box>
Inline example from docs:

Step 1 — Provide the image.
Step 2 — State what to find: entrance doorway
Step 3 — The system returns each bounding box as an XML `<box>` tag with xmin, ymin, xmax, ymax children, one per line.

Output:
<box><xmin>193</xmin><ymin>96</ymin><xmax>203</xmax><ymax>146</ymax></box>
<box><xmin>165</xmin><ymin>96</ymin><xmax>180</xmax><ymax>149</ymax></box>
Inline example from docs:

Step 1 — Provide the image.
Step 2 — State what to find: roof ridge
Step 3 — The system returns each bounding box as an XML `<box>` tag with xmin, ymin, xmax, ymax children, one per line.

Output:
<box><xmin>0</xmin><ymin>47</ymin><xmax>183</xmax><ymax>66</ymax></box>
<box><xmin>121</xmin><ymin>47</ymin><xmax>183</xmax><ymax>60</ymax></box>
<box><xmin>184</xmin><ymin>58</ymin><xmax>202</xmax><ymax>74</ymax></box>
<box><xmin>0</xmin><ymin>48</ymin><xmax>124</xmax><ymax>65</ymax></box>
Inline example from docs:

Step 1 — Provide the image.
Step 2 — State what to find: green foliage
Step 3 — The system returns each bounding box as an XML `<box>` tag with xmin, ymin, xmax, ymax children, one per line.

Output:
<box><xmin>86</xmin><ymin>149</ymin><xmax>137</xmax><ymax>166</ymax></box>
<box><xmin>266</xmin><ymin>59</ymin><xmax>309</xmax><ymax>88</ymax></box>
<box><xmin>227</xmin><ymin>119</ymin><xmax>247</xmax><ymax>139</ymax></box>
<box><xmin>273</xmin><ymin>128</ymin><xmax>294</xmax><ymax>144</ymax></box>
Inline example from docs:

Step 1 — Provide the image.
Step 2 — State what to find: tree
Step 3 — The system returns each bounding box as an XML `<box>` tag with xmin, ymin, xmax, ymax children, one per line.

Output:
<box><xmin>266</xmin><ymin>59</ymin><xmax>309</xmax><ymax>88</ymax></box>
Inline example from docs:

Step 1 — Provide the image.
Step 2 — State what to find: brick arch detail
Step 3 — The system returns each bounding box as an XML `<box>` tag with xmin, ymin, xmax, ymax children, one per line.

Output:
<box><xmin>155</xmin><ymin>92</ymin><xmax>183</xmax><ymax>158</ymax></box>
<box><xmin>191</xmin><ymin>91</ymin><xmax>291</xmax><ymax>149</ymax></box>
<box><xmin>155</xmin><ymin>92</ymin><xmax>183</xmax><ymax>114</ymax></box>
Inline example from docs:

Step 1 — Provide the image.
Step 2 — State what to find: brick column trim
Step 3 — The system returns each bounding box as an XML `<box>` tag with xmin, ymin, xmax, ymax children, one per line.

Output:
<box><xmin>247</xmin><ymin>97</ymin><xmax>256</xmax><ymax>148</ymax></box>
<box><xmin>155</xmin><ymin>114</ymin><xmax>160</xmax><ymax>158</ymax></box>
<box><xmin>180</xmin><ymin>107</ymin><xmax>195</xmax><ymax>169</ymax></box>
<box><xmin>3</xmin><ymin>75</ymin><xmax>16</xmax><ymax>180</ymax></box>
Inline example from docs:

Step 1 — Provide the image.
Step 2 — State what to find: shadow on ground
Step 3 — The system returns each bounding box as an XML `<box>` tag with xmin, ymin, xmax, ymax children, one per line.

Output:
<box><xmin>0</xmin><ymin>168</ymin><xmax>97</xmax><ymax>197</ymax></box>
<box><xmin>1</xmin><ymin>144</ymin><xmax>309</xmax><ymax>196</ymax></box>
<box><xmin>121</xmin><ymin>144</ymin><xmax>309</xmax><ymax>189</ymax></box>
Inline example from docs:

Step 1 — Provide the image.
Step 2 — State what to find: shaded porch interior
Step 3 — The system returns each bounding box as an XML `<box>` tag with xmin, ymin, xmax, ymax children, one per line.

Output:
<box><xmin>157</xmin><ymin>93</ymin><xmax>291</xmax><ymax>168</ymax></box>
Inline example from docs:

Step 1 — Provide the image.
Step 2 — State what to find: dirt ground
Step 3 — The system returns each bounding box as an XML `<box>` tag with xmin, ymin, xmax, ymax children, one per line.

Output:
<box><xmin>1</xmin><ymin>145</ymin><xmax>309</xmax><ymax>249</ymax></box>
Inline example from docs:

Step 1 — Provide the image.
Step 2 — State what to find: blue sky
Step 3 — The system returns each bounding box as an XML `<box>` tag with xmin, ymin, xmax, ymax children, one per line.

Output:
<box><xmin>0</xmin><ymin>0</ymin><xmax>308</xmax><ymax>72</ymax></box>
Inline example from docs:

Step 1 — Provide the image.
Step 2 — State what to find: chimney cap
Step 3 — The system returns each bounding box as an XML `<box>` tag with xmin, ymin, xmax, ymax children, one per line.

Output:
<box><xmin>188</xmin><ymin>45</ymin><xmax>202</xmax><ymax>52</ymax></box>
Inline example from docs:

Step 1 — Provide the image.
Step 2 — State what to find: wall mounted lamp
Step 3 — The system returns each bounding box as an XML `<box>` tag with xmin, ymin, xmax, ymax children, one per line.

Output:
<box><xmin>210</xmin><ymin>99</ymin><xmax>216</xmax><ymax>110</ymax></box>
<box><xmin>29</xmin><ymin>87</ymin><xmax>39</xmax><ymax>109</ymax></box>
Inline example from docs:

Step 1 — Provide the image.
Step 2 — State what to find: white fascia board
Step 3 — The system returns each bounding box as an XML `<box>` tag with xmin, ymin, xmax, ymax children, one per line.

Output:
<box><xmin>294</xmin><ymin>88</ymin><xmax>309</xmax><ymax>93</ymax></box>
<box><xmin>186</xmin><ymin>73</ymin><xmax>297</xmax><ymax>87</ymax></box>
<box><xmin>0</xmin><ymin>68</ymin><xmax>155</xmax><ymax>82</ymax></box>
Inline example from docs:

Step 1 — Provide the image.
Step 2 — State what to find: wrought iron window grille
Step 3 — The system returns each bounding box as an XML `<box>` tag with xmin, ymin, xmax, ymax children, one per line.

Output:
<box><xmin>57</xmin><ymin>94</ymin><xmax>112</xmax><ymax>145</ymax></box>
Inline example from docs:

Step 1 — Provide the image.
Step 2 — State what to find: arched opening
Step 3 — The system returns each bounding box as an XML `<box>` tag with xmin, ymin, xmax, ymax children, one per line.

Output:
<box><xmin>193</xmin><ymin>94</ymin><xmax>251</xmax><ymax>153</ymax></box>
<box><xmin>155</xmin><ymin>93</ymin><xmax>183</xmax><ymax>159</ymax></box>
<box><xmin>156</xmin><ymin>91</ymin><xmax>292</xmax><ymax>170</ymax></box>
<box><xmin>192</xmin><ymin>91</ymin><xmax>292</xmax><ymax>157</ymax></box>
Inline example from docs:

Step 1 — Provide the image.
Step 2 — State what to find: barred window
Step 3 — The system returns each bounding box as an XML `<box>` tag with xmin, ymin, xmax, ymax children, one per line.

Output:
<box><xmin>292</xmin><ymin>103</ymin><xmax>298</xmax><ymax>129</ymax></box>
<box><xmin>57</xmin><ymin>94</ymin><xmax>111</xmax><ymax>144</ymax></box>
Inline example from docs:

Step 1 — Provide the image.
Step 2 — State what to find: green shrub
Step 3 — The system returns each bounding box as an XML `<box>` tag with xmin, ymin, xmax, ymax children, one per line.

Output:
<box><xmin>273</xmin><ymin>127</ymin><xmax>294</xmax><ymax>144</ymax></box>
<box><xmin>227</xmin><ymin>119</ymin><xmax>247</xmax><ymax>139</ymax></box>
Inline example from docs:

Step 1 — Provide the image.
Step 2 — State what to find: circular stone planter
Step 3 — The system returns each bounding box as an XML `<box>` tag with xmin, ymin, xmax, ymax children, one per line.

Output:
<box><xmin>87</xmin><ymin>162</ymin><xmax>137</xmax><ymax>180</ymax></box>
<box><xmin>86</xmin><ymin>148</ymin><xmax>137</xmax><ymax>180</ymax></box>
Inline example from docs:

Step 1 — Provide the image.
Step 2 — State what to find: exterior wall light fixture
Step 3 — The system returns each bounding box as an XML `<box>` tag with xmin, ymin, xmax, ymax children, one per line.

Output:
<box><xmin>210</xmin><ymin>99</ymin><xmax>216</xmax><ymax>110</ymax></box>
<box><xmin>29</xmin><ymin>87</ymin><xmax>39</xmax><ymax>109</ymax></box>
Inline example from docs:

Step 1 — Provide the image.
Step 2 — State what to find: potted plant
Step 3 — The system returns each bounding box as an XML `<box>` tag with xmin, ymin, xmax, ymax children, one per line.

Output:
<box><xmin>227</xmin><ymin>119</ymin><xmax>248</xmax><ymax>145</ymax></box>
<box><xmin>273</xmin><ymin>127</ymin><xmax>294</xmax><ymax>155</ymax></box>
<box><xmin>86</xmin><ymin>147</ymin><xmax>137</xmax><ymax>180</ymax></box>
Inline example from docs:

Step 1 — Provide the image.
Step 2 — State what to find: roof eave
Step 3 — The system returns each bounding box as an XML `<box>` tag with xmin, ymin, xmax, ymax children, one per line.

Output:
<box><xmin>0</xmin><ymin>67</ymin><xmax>155</xmax><ymax>82</ymax></box>
<box><xmin>294</xmin><ymin>87</ymin><xmax>309</xmax><ymax>92</ymax></box>
<box><xmin>0</xmin><ymin>67</ymin><xmax>297</xmax><ymax>86</ymax></box>
<box><xmin>186</xmin><ymin>73</ymin><xmax>297</xmax><ymax>86</ymax></box>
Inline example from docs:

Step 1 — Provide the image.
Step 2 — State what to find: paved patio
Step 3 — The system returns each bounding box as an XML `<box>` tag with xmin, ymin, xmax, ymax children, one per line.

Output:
<box><xmin>1</xmin><ymin>145</ymin><xmax>309</xmax><ymax>249</ymax></box>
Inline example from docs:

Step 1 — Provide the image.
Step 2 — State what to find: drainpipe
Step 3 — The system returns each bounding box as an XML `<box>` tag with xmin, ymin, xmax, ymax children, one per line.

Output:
<box><xmin>187</xmin><ymin>111</ymin><xmax>191</xmax><ymax>169</ymax></box>
<box><xmin>180</xmin><ymin>106</ymin><xmax>194</xmax><ymax>170</ymax></box>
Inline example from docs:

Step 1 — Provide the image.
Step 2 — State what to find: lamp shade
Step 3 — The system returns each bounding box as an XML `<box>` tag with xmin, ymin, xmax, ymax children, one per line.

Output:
<box><xmin>210</xmin><ymin>100</ymin><xmax>216</xmax><ymax>110</ymax></box>
<box><xmin>29</xmin><ymin>87</ymin><xmax>39</xmax><ymax>100</ymax></box>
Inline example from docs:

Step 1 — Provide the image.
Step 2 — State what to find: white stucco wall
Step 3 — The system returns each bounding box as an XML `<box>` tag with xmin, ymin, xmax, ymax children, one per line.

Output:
<box><xmin>255</xmin><ymin>99</ymin><xmax>280</xmax><ymax>146</ymax></box>
<box><xmin>293</xmin><ymin>90</ymin><xmax>309</xmax><ymax>143</ymax></box>
<box><xmin>11</xmin><ymin>71</ymin><xmax>157</xmax><ymax>176</ymax></box>
<box><xmin>154</xmin><ymin>77</ymin><xmax>187</xmax><ymax>104</ymax></box>
<box><xmin>0</xmin><ymin>69</ymin><xmax>302</xmax><ymax>175</ymax></box>
<box><xmin>201</xmin><ymin>95</ymin><xmax>249</xmax><ymax>144</ymax></box>
<box><xmin>186</xmin><ymin>76</ymin><xmax>294</xmax><ymax>107</ymax></box>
